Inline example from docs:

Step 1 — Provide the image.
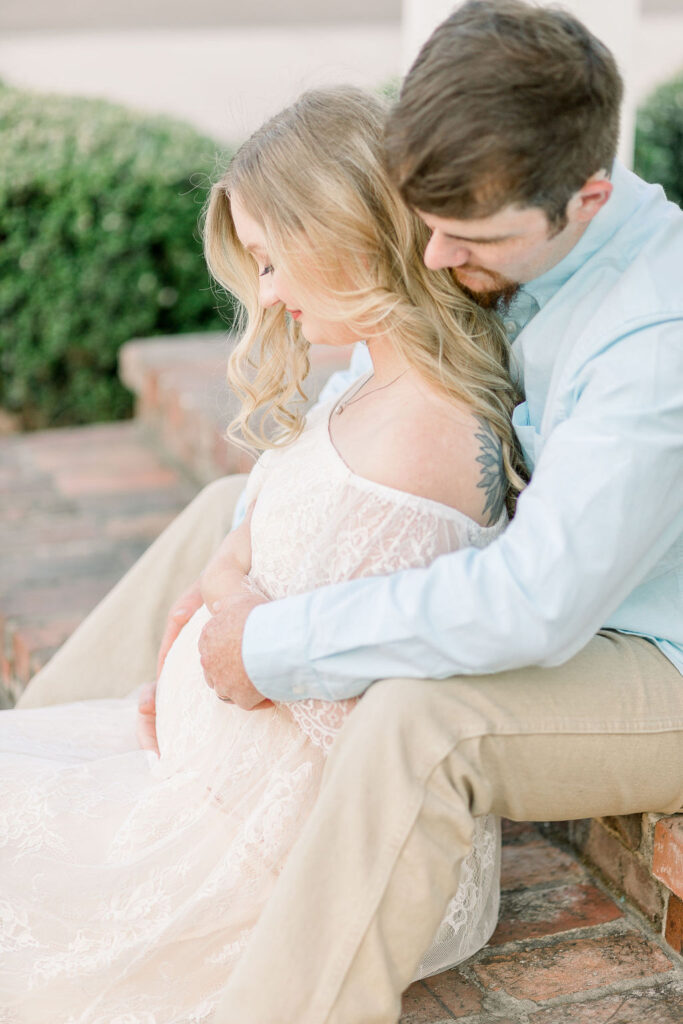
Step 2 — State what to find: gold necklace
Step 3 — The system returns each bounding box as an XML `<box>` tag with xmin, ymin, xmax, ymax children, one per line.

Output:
<box><xmin>334</xmin><ymin>370</ymin><xmax>408</xmax><ymax>415</ymax></box>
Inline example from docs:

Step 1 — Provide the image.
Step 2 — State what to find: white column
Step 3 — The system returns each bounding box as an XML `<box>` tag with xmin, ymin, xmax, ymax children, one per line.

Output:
<box><xmin>400</xmin><ymin>0</ymin><xmax>458</xmax><ymax>70</ymax></box>
<box><xmin>401</xmin><ymin>0</ymin><xmax>640</xmax><ymax>166</ymax></box>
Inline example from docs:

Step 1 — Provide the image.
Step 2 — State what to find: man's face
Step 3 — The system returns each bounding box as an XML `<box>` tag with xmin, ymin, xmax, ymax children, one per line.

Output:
<box><xmin>417</xmin><ymin>204</ymin><xmax>585</xmax><ymax>307</ymax></box>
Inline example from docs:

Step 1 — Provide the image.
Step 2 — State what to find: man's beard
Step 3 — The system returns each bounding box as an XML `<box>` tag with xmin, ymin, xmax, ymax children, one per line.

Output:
<box><xmin>451</xmin><ymin>267</ymin><xmax>520</xmax><ymax>310</ymax></box>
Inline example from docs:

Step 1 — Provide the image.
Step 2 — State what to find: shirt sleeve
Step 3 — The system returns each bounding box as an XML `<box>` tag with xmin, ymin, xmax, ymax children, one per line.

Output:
<box><xmin>243</xmin><ymin>322</ymin><xmax>683</xmax><ymax>701</ymax></box>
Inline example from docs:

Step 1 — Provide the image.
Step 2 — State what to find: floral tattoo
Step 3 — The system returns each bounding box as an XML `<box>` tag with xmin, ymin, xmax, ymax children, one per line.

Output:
<box><xmin>474</xmin><ymin>417</ymin><xmax>505</xmax><ymax>524</ymax></box>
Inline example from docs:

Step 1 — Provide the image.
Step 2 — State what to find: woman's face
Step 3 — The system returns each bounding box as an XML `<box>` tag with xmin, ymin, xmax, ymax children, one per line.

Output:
<box><xmin>230</xmin><ymin>191</ymin><xmax>360</xmax><ymax>348</ymax></box>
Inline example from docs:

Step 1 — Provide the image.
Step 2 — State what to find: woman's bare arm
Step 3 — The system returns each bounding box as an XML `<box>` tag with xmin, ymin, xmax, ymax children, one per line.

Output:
<box><xmin>199</xmin><ymin>506</ymin><xmax>254</xmax><ymax>611</ymax></box>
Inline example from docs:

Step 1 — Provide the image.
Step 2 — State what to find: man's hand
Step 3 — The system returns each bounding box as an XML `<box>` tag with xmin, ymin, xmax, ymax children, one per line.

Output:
<box><xmin>156</xmin><ymin>580</ymin><xmax>204</xmax><ymax>679</ymax></box>
<box><xmin>198</xmin><ymin>591</ymin><xmax>271</xmax><ymax>709</ymax></box>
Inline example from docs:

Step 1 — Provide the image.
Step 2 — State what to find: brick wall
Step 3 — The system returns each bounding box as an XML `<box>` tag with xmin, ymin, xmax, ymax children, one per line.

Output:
<box><xmin>546</xmin><ymin>813</ymin><xmax>683</xmax><ymax>954</ymax></box>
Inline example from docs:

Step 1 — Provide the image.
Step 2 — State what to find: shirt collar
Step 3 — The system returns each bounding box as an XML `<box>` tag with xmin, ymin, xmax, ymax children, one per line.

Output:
<box><xmin>521</xmin><ymin>160</ymin><xmax>644</xmax><ymax>310</ymax></box>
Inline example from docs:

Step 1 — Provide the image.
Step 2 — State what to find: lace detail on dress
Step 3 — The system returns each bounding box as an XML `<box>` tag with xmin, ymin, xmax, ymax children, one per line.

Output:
<box><xmin>0</xmin><ymin>397</ymin><xmax>505</xmax><ymax>1022</ymax></box>
<box><xmin>286</xmin><ymin>697</ymin><xmax>358</xmax><ymax>753</ymax></box>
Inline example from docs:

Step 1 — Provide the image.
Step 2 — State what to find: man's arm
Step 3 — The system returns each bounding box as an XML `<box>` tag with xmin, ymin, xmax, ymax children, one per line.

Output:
<box><xmin>242</xmin><ymin>324</ymin><xmax>683</xmax><ymax>701</ymax></box>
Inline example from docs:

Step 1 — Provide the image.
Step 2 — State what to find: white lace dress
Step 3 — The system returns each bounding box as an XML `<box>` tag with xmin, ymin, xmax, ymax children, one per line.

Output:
<box><xmin>0</xmin><ymin>399</ymin><xmax>505</xmax><ymax>1024</ymax></box>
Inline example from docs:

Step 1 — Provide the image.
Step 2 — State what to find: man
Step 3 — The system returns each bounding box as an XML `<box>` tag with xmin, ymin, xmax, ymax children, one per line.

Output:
<box><xmin>19</xmin><ymin>3</ymin><xmax>683</xmax><ymax>1023</ymax></box>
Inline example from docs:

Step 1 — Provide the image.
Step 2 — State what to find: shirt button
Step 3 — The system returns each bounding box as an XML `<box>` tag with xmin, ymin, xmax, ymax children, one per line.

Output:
<box><xmin>503</xmin><ymin>319</ymin><xmax>517</xmax><ymax>336</ymax></box>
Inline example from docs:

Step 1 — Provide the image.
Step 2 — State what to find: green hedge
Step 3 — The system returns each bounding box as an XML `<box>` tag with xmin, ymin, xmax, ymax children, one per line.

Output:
<box><xmin>0</xmin><ymin>82</ymin><xmax>233</xmax><ymax>429</ymax></box>
<box><xmin>634</xmin><ymin>71</ymin><xmax>683</xmax><ymax>208</ymax></box>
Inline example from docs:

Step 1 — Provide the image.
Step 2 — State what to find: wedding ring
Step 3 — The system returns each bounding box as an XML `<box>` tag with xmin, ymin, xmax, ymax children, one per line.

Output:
<box><xmin>217</xmin><ymin>695</ymin><xmax>234</xmax><ymax>703</ymax></box>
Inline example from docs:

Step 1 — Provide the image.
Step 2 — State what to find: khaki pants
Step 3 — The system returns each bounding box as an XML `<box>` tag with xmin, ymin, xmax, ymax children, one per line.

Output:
<box><xmin>17</xmin><ymin>478</ymin><xmax>683</xmax><ymax>1024</ymax></box>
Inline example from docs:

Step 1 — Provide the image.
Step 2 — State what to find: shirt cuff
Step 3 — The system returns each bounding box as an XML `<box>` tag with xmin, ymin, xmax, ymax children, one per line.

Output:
<box><xmin>243</xmin><ymin>596</ymin><xmax>326</xmax><ymax>701</ymax></box>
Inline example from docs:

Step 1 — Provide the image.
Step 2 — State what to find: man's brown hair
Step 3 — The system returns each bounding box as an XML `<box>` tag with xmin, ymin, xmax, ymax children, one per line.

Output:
<box><xmin>385</xmin><ymin>0</ymin><xmax>623</xmax><ymax>229</ymax></box>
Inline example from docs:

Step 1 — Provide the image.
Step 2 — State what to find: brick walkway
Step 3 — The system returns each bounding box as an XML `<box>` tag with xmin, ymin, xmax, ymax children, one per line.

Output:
<box><xmin>0</xmin><ymin>420</ymin><xmax>198</xmax><ymax>703</ymax></box>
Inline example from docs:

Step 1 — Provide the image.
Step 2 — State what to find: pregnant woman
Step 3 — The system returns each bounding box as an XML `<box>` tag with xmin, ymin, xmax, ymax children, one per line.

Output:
<box><xmin>0</xmin><ymin>86</ymin><xmax>525</xmax><ymax>1023</ymax></box>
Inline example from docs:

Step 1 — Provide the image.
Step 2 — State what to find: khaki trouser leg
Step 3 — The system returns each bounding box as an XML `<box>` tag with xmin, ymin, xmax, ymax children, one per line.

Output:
<box><xmin>214</xmin><ymin>631</ymin><xmax>683</xmax><ymax>1024</ymax></box>
<box><xmin>17</xmin><ymin>475</ymin><xmax>248</xmax><ymax>708</ymax></box>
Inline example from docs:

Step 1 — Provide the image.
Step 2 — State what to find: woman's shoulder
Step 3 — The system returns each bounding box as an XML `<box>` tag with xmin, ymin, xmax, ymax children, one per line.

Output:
<box><xmin>365</xmin><ymin>386</ymin><xmax>506</xmax><ymax>528</ymax></box>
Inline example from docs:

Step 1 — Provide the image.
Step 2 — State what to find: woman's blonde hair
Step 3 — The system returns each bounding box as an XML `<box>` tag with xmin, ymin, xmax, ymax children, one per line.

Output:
<box><xmin>204</xmin><ymin>86</ymin><xmax>526</xmax><ymax>503</ymax></box>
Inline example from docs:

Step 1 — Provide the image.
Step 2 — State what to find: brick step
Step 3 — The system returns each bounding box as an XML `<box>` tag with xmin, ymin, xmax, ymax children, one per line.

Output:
<box><xmin>400</xmin><ymin>819</ymin><xmax>681</xmax><ymax>1023</ymax></box>
<box><xmin>0</xmin><ymin>420</ymin><xmax>199</xmax><ymax>704</ymax></box>
<box><xmin>119</xmin><ymin>332</ymin><xmax>354</xmax><ymax>484</ymax></box>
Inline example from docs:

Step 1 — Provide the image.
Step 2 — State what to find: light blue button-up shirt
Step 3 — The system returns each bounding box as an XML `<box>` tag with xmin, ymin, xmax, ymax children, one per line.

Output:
<box><xmin>242</xmin><ymin>162</ymin><xmax>683</xmax><ymax>699</ymax></box>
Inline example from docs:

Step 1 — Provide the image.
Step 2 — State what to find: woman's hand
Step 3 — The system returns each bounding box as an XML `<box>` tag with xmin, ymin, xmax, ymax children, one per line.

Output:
<box><xmin>137</xmin><ymin>580</ymin><xmax>204</xmax><ymax>754</ymax></box>
<box><xmin>156</xmin><ymin>580</ymin><xmax>204</xmax><ymax>679</ymax></box>
<box><xmin>136</xmin><ymin>680</ymin><xmax>160</xmax><ymax>755</ymax></box>
<box><xmin>200</xmin><ymin>506</ymin><xmax>254</xmax><ymax>611</ymax></box>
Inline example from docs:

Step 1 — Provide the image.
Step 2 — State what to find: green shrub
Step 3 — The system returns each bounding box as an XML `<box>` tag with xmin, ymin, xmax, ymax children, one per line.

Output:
<box><xmin>634</xmin><ymin>71</ymin><xmax>683</xmax><ymax>208</ymax></box>
<box><xmin>0</xmin><ymin>81</ymin><xmax>233</xmax><ymax>429</ymax></box>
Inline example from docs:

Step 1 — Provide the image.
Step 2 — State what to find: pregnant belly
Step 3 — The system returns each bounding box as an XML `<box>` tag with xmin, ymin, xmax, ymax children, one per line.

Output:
<box><xmin>154</xmin><ymin>605</ymin><xmax>227</xmax><ymax>775</ymax></box>
<box><xmin>152</xmin><ymin>605</ymin><xmax>292</xmax><ymax>783</ymax></box>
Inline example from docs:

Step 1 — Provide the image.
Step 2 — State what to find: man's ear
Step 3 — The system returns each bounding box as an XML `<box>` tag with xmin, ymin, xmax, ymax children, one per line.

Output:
<box><xmin>566</xmin><ymin>170</ymin><xmax>613</xmax><ymax>225</ymax></box>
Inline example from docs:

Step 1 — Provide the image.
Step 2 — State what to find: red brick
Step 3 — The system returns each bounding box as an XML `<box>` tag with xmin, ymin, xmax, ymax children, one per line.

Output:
<box><xmin>56</xmin><ymin>467</ymin><xmax>180</xmax><ymax>497</ymax></box>
<box><xmin>501</xmin><ymin>839</ymin><xmax>584</xmax><ymax>891</ymax></box>
<box><xmin>1</xmin><ymin>648</ymin><xmax>13</xmax><ymax>689</ymax></box>
<box><xmin>621</xmin><ymin>850</ymin><xmax>666</xmax><ymax>923</ymax></box>
<box><xmin>400</xmin><ymin>981</ymin><xmax>452</xmax><ymax>1023</ymax></box>
<box><xmin>0</xmin><ymin>516</ymin><xmax>101</xmax><ymax>548</ymax></box>
<box><xmin>653</xmin><ymin>817</ymin><xmax>683</xmax><ymax>901</ymax></box>
<box><xmin>17</xmin><ymin>423</ymin><xmax>137</xmax><ymax>452</ymax></box>
<box><xmin>472</xmin><ymin>931</ymin><xmax>673</xmax><ymax>1001</ymax></box>
<box><xmin>423</xmin><ymin>970</ymin><xmax>483</xmax><ymax>1018</ymax></box>
<box><xmin>104</xmin><ymin>512</ymin><xmax>180</xmax><ymax>541</ymax></box>
<box><xmin>140</xmin><ymin>368</ymin><xmax>160</xmax><ymax>411</ymax></box>
<box><xmin>664</xmin><ymin>892</ymin><xmax>682</xmax><ymax>953</ymax></box>
<box><xmin>584</xmin><ymin>820</ymin><xmax>665</xmax><ymax>922</ymax></box>
<box><xmin>600</xmin><ymin>813</ymin><xmax>643</xmax><ymax>851</ymax></box>
<box><xmin>163</xmin><ymin>388</ymin><xmax>184</xmax><ymax>432</ymax></box>
<box><xmin>5</xmin><ymin>579</ymin><xmax>112</xmax><ymax>620</ymax></box>
<box><xmin>491</xmin><ymin>883</ymin><xmax>622</xmax><ymax>944</ymax></box>
<box><xmin>583</xmin><ymin>819</ymin><xmax>626</xmax><ymax>887</ymax></box>
<box><xmin>11</xmin><ymin>621</ymin><xmax>79</xmax><ymax>683</ymax></box>
<box><xmin>529</xmin><ymin>984</ymin><xmax>682</xmax><ymax>1024</ymax></box>
<box><xmin>30</xmin><ymin>442</ymin><xmax>161</xmax><ymax>472</ymax></box>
